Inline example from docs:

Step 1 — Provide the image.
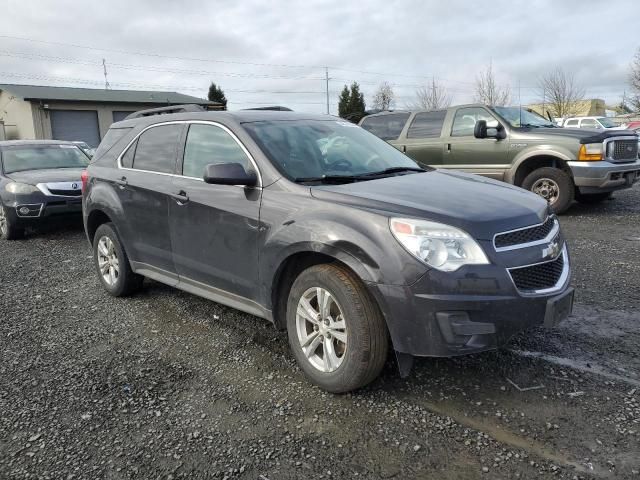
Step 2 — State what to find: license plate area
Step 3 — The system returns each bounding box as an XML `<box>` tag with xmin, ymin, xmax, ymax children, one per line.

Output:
<box><xmin>544</xmin><ymin>288</ymin><xmax>574</xmax><ymax>328</ymax></box>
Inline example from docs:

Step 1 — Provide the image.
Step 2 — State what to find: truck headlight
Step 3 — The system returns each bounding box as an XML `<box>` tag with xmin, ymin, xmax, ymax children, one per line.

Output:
<box><xmin>5</xmin><ymin>182</ymin><xmax>39</xmax><ymax>194</ymax></box>
<box><xmin>578</xmin><ymin>143</ymin><xmax>603</xmax><ymax>161</ymax></box>
<box><xmin>390</xmin><ymin>218</ymin><xmax>489</xmax><ymax>272</ymax></box>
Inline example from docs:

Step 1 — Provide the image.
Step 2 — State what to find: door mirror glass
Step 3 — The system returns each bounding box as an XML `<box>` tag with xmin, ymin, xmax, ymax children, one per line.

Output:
<box><xmin>474</xmin><ymin>120</ymin><xmax>506</xmax><ymax>140</ymax></box>
<box><xmin>203</xmin><ymin>162</ymin><xmax>257</xmax><ymax>186</ymax></box>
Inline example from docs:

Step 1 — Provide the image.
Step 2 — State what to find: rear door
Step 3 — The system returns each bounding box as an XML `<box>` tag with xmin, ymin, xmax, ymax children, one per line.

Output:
<box><xmin>400</xmin><ymin>110</ymin><xmax>447</xmax><ymax>166</ymax></box>
<box><xmin>116</xmin><ymin>123</ymin><xmax>184</xmax><ymax>283</ymax></box>
<box><xmin>168</xmin><ymin>122</ymin><xmax>262</xmax><ymax>303</ymax></box>
<box><xmin>441</xmin><ymin>106</ymin><xmax>511</xmax><ymax>180</ymax></box>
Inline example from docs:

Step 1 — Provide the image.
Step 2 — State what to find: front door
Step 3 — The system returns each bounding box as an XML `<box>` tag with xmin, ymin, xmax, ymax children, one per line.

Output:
<box><xmin>116</xmin><ymin>123</ymin><xmax>184</xmax><ymax>282</ymax></box>
<box><xmin>442</xmin><ymin>107</ymin><xmax>511</xmax><ymax>180</ymax></box>
<box><xmin>168</xmin><ymin>123</ymin><xmax>262</xmax><ymax>303</ymax></box>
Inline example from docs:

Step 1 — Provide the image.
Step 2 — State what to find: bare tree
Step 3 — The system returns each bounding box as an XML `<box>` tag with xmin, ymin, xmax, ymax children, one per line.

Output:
<box><xmin>474</xmin><ymin>62</ymin><xmax>511</xmax><ymax>106</ymax></box>
<box><xmin>631</xmin><ymin>47</ymin><xmax>640</xmax><ymax>110</ymax></box>
<box><xmin>372</xmin><ymin>81</ymin><xmax>395</xmax><ymax>110</ymax></box>
<box><xmin>538</xmin><ymin>67</ymin><xmax>586</xmax><ymax>118</ymax></box>
<box><xmin>413</xmin><ymin>78</ymin><xmax>452</xmax><ymax>110</ymax></box>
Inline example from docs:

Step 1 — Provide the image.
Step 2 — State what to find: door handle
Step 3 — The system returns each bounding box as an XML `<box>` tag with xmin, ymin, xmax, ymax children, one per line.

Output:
<box><xmin>446</xmin><ymin>143</ymin><xmax>452</xmax><ymax>152</ymax></box>
<box><xmin>170</xmin><ymin>190</ymin><xmax>189</xmax><ymax>205</ymax></box>
<box><xmin>402</xmin><ymin>145</ymin><xmax>407</xmax><ymax>153</ymax></box>
<box><xmin>114</xmin><ymin>176</ymin><xmax>128</xmax><ymax>189</ymax></box>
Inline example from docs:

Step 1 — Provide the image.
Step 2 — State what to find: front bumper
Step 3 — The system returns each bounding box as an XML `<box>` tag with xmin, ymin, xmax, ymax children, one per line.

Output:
<box><xmin>367</xmin><ymin>248</ymin><xmax>572</xmax><ymax>357</ymax></box>
<box><xmin>568</xmin><ymin>159</ymin><xmax>640</xmax><ymax>193</ymax></box>
<box><xmin>4</xmin><ymin>194</ymin><xmax>82</xmax><ymax>224</ymax></box>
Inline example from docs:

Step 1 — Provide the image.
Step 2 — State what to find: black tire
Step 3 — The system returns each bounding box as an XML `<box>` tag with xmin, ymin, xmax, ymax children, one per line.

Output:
<box><xmin>522</xmin><ymin>167</ymin><xmax>574</xmax><ymax>214</ymax></box>
<box><xmin>0</xmin><ymin>204</ymin><xmax>25</xmax><ymax>240</ymax></box>
<box><xmin>93</xmin><ymin>223</ymin><xmax>143</xmax><ymax>296</ymax></box>
<box><xmin>575</xmin><ymin>191</ymin><xmax>613</xmax><ymax>204</ymax></box>
<box><xmin>286</xmin><ymin>264</ymin><xmax>388</xmax><ymax>393</ymax></box>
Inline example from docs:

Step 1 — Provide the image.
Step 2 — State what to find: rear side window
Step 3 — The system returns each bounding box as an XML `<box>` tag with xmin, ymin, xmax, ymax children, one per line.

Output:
<box><xmin>93</xmin><ymin>127</ymin><xmax>132</xmax><ymax>161</ymax></box>
<box><xmin>132</xmin><ymin>124</ymin><xmax>182</xmax><ymax>174</ymax></box>
<box><xmin>182</xmin><ymin>124</ymin><xmax>250</xmax><ymax>178</ymax></box>
<box><xmin>580</xmin><ymin>119</ymin><xmax>598</xmax><ymax>128</ymax></box>
<box><xmin>120</xmin><ymin>140</ymin><xmax>136</xmax><ymax>168</ymax></box>
<box><xmin>406</xmin><ymin>111</ymin><xmax>446</xmax><ymax>139</ymax></box>
<box><xmin>360</xmin><ymin>113</ymin><xmax>410</xmax><ymax>140</ymax></box>
<box><xmin>565</xmin><ymin>119</ymin><xmax>579</xmax><ymax>127</ymax></box>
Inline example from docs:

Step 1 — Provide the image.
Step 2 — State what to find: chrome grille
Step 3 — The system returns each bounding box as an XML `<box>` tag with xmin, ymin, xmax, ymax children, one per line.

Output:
<box><xmin>607</xmin><ymin>139</ymin><xmax>638</xmax><ymax>162</ymax></box>
<box><xmin>508</xmin><ymin>249</ymin><xmax>567</xmax><ymax>293</ymax></box>
<box><xmin>494</xmin><ymin>216</ymin><xmax>557</xmax><ymax>250</ymax></box>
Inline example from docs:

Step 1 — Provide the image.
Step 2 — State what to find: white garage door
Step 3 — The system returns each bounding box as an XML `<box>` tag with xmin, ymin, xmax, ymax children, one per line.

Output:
<box><xmin>50</xmin><ymin>110</ymin><xmax>101</xmax><ymax>148</ymax></box>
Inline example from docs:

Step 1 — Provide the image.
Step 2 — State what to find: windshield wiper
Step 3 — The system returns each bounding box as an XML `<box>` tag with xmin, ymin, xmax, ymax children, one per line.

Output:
<box><xmin>293</xmin><ymin>174</ymin><xmax>359</xmax><ymax>184</ymax></box>
<box><xmin>520</xmin><ymin>123</ymin><xmax>555</xmax><ymax>129</ymax></box>
<box><xmin>294</xmin><ymin>167</ymin><xmax>426</xmax><ymax>184</ymax></box>
<box><xmin>357</xmin><ymin>166</ymin><xmax>426</xmax><ymax>177</ymax></box>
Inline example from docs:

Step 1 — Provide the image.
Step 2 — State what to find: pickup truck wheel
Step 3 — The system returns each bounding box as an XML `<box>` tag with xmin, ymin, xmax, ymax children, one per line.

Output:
<box><xmin>286</xmin><ymin>264</ymin><xmax>388</xmax><ymax>393</ymax></box>
<box><xmin>575</xmin><ymin>191</ymin><xmax>613</xmax><ymax>204</ymax></box>
<box><xmin>522</xmin><ymin>167</ymin><xmax>574</xmax><ymax>214</ymax></box>
<box><xmin>93</xmin><ymin>223</ymin><xmax>143</xmax><ymax>296</ymax></box>
<box><xmin>0</xmin><ymin>205</ymin><xmax>25</xmax><ymax>240</ymax></box>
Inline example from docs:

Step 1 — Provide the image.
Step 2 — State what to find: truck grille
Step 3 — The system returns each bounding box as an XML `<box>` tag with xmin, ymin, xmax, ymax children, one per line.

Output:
<box><xmin>608</xmin><ymin>139</ymin><xmax>638</xmax><ymax>162</ymax></box>
<box><xmin>494</xmin><ymin>216</ymin><xmax>557</xmax><ymax>250</ymax></box>
<box><xmin>508</xmin><ymin>251</ymin><xmax>565</xmax><ymax>293</ymax></box>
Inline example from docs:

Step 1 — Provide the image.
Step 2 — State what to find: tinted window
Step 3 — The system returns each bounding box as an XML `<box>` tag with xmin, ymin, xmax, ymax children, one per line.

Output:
<box><xmin>132</xmin><ymin>125</ymin><xmax>182</xmax><ymax>173</ymax></box>
<box><xmin>93</xmin><ymin>127</ymin><xmax>132</xmax><ymax>161</ymax></box>
<box><xmin>360</xmin><ymin>113</ymin><xmax>410</xmax><ymax>140</ymax></box>
<box><xmin>451</xmin><ymin>108</ymin><xmax>496</xmax><ymax>137</ymax></box>
<box><xmin>407</xmin><ymin>111</ymin><xmax>446</xmax><ymax>138</ymax></box>
<box><xmin>182</xmin><ymin>124</ymin><xmax>250</xmax><ymax>178</ymax></box>
<box><xmin>120</xmin><ymin>139</ymin><xmax>137</xmax><ymax>168</ymax></box>
<box><xmin>565</xmin><ymin>119</ymin><xmax>579</xmax><ymax>127</ymax></box>
<box><xmin>1</xmin><ymin>145</ymin><xmax>89</xmax><ymax>174</ymax></box>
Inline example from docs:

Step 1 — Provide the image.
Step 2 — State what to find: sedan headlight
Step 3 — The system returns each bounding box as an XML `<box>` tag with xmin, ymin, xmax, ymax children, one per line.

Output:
<box><xmin>5</xmin><ymin>182</ymin><xmax>39</xmax><ymax>194</ymax></box>
<box><xmin>390</xmin><ymin>218</ymin><xmax>489</xmax><ymax>272</ymax></box>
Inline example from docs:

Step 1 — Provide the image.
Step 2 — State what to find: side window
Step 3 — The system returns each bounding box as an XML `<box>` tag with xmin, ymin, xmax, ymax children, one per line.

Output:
<box><xmin>182</xmin><ymin>124</ymin><xmax>250</xmax><ymax>178</ymax></box>
<box><xmin>132</xmin><ymin>124</ymin><xmax>182</xmax><ymax>174</ymax></box>
<box><xmin>451</xmin><ymin>108</ymin><xmax>496</xmax><ymax>137</ymax></box>
<box><xmin>580</xmin><ymin>119</ymin><xmax>598</xmax><ymax>129</ymax></box>
<box><xmin>120</xmin><ymin>139</ymin><xmax>136</xmax><ymax>168</ymax></box>
<box><xmin>360</xmin><ymin>113</ymin><xmax>410</xmax><ymax>141</ymax></box>
<box><xmin>406</xmin><ymin>111</ymin><xmax>446</xmax><ymax>139</ymax></box>
<box><xmin>565</xmin><ymin>119</ymin><xmax>579</xmax><ymax>127</ymax></box>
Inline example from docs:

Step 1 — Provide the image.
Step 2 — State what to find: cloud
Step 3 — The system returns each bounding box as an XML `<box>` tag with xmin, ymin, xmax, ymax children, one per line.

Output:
<box><xmin>1</xmin><ymin>0</ymin><xmax>637</xmax><ymax>112</ymax></box>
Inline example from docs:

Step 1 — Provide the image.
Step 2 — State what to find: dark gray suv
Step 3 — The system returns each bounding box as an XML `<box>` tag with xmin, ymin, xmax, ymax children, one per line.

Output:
<box><xmin>83</xmin><ymin>106</ymin><xmax>574</xmax><ymax>392</ymax></box>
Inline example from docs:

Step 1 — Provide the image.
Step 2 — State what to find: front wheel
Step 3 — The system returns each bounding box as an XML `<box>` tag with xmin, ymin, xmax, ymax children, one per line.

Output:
<box><xmin>575</xmin><ymin>191</ymin><xmax>613</xmax><ymax>204</ymax></box>
<box><xmin>522</xmin><ymin>167</ymin><xmax>574</xmax><ymax>214</ymax></box>
<box><xmin>286</xmin><ymin>264</ymin><xmax>388</xmax><ymax>393</ymax></box>
<box><xmin>0</xmin><ymin>204</ymin><xmax>25</xmax><ymax>240</ymax></box>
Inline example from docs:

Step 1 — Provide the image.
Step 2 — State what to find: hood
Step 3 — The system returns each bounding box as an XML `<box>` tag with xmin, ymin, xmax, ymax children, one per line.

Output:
<box><xmin>525</xmin><ymin>127</ymin><xmax>638</xmax><ymax>143</ymax></box>
<box><xmin>311</xmin><ymin>170</ymin><xmax>548</xmax><ymax>240</ymax></box>
<box><xmin>6</xmin><ymin>168</ymin><xmax>85</xmax><ymax>184</ymax></box>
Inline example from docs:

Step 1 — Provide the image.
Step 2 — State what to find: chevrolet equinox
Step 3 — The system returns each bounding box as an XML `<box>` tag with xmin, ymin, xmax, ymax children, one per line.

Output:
<box><xmin>82</xmin><ymin>106</ymin><xmax>574</xmax><ymax>393</ymax></box>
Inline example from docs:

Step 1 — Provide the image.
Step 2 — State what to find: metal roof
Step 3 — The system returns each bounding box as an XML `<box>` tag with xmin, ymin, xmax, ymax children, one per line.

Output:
<box><xmin>0</xmin><ymin>83</ymin><xmax>218</xmax><ymax>106</ymax></box>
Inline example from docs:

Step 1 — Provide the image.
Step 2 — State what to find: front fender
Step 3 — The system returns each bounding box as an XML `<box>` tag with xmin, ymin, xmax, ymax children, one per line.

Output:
<box><xmin>506</xmin><ymin>146</ymin><xmax>575</xmax><ymax>184</ymax></box>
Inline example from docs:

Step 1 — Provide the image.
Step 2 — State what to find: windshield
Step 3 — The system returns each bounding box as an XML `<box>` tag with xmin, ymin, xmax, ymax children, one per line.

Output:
<box><xmin>492</xmin><ymin>106</ymin><xmax>555</xmax><ymax>128</ymax></box>
<box><xmin>243</xmin><ymin>119</ymin><xmax>421</xmax><ymax>182</ymax></box>
<box><xmin>1</xmin><ymin>145</ymin><xmax>90</xmax><ymax>174</ymax></box>
<box><xmin>597</xmin><ymin>117</ymin><xmax>618</xmax><ymax>128</ymax></box>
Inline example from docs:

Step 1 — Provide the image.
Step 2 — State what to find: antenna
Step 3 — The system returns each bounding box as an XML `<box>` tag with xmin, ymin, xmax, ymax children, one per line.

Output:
<box><xmin>518</xmin><ymin>79</ymin><xmax>522</xmax><ymax>127</ymax></box>
<box><xmin>102</xmin><ymin>58</ymin><xmax>110</xmax><ymax>90</ymax></box>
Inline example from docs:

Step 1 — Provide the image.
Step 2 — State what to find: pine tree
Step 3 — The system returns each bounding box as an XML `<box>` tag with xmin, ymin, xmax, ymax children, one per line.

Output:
<box><xmin>338</xmin><ymin>85</ymin><xmax>351</xmax><ymax>119</ymax></box>
<box><xmin>207</xmin><ymin>82</ymin><xmax>227</xmax><ymax>108</ymax></box>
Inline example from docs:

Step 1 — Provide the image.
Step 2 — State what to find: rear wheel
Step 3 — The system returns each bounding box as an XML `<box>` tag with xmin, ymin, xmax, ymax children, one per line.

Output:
<box><xmin>93</xmin><ymin>223</ymin><xmax>143</xmax><ymax>296</ymax></box>
<box><xmin>522</xmin><ymin>167</ymin><xmax>574</xmax><ymax>214</ymax></box>
<box><xmin>575</xmin><ymin>191</ymin><xmax>613</xmax><ymax>204</ymax></box>
<box><xmin>0</xmin><ymin>205</ymin><xmax>25</xmax><ymax>240</ymax></box>
<box><xmin>286</xmin><ymin>264</ymin><xmax>388</xmax><ymax>393</ymax></box>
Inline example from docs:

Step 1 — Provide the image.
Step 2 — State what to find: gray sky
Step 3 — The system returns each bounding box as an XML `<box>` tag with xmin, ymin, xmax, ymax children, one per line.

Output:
<box><xmin>1</xmin><ymin>0</ymin><xmax>637</xmax><ymax>113</ymax></box>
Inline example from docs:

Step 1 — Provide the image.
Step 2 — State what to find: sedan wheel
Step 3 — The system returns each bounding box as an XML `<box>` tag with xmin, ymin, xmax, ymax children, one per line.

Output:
<box><xmin>0</xmin><ymin>207</ymin><xmax>7</xmax><ymax>236</ymax></box>
<box><xmin>97</xmin><ymin>236</ymin><xmax>120</xmax><ymax>286</ymax></box>
<box><xmin>296</xmin><ymin>287</ymin><xmax>348</xmax><ymax>373</ymax></box>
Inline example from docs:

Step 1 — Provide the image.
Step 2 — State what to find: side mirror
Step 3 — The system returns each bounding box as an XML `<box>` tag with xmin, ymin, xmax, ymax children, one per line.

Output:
<box><xmin>203</xmin><ymin>162</ymin><xmax>258</xmax><ymax>187</ymax></box>
<box><xmin>474</xmin><ymin>120</ymin><xmax>506</xmax><ymax>140</ymax></box>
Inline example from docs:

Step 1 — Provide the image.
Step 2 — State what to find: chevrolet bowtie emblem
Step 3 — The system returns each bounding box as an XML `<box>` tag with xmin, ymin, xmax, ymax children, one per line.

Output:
<box><xmin>542</xmin><ymin>240</ymin><xmax>561</xmax><ymax>259</ymax></box>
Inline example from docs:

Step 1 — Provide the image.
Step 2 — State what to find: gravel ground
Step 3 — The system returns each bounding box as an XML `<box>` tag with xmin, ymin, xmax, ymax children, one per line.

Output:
<box><xmin>1</xmin><ymin>187</ymin><xmax>639</xmax><ymax>480</ymax></box>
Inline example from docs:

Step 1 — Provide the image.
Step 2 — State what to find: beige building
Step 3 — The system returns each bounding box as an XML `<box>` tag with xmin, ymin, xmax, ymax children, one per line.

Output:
<box><xmin>527</xmin><ymin>98</ymin><xmax>606</xmax><ymax>119</ymax></box>
<box><xmin>0</xmin><ymin>84</ymin><xmax>221</xmax><ymax>147</ymax></box>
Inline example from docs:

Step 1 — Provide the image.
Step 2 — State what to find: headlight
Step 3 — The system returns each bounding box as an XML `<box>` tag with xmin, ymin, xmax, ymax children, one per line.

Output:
<box><xmin>577</xmin><ymin>143</ymin><xmax>603</xmax><ymax>161</ymax></box>
<box><xmin>5</xmin><ymin>182</ymin><xmax>39</xmax><ymax>194</ymax></box>
<box><xmin>390</xmin><ymin>218</ymin><xmax>489</xmax><ymax>272</ymax></box>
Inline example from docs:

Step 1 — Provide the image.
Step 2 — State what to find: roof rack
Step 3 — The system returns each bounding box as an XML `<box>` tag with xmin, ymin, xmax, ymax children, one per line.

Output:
<box><xmin>124</xmin><ymin>104</ymin><xmax>207</xmax><ymax>120</ymax></box>
<box><xmin>243</xmin><ymin>106</ymin><xmax>293</xmax><ymax>111</ymax></box>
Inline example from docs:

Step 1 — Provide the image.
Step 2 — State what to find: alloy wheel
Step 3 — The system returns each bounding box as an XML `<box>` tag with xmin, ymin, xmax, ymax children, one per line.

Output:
<box><xmin>296</xmin><ymin>287</ymin><xmax>348</xmax><ymax>373</ymax></box>
<box><xmin>97</xmin><ymin>236</ymin><xmax>120</xmax><ymax>286</ymax></box>
<box><xmin>531</xmin><ymin>178</ymin><xmax>560</xmax><ymax>204</ymax></box>
<box><xmin>0</xmin><ymin>207</ymin><xmax>7</xmax><ymax>236</ymax></box>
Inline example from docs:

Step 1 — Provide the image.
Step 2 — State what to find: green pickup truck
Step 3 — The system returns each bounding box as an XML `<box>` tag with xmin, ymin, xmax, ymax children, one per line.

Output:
<box><xmin>360</xmin><ymin>105</ymin><xmax>640</xmax><ymax>213</ymax></box>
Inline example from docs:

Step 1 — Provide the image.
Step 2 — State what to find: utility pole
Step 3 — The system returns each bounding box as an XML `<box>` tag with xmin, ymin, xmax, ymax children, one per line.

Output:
<box><xmin>102</xmin><ymin>58</ymin><xmax>110</xmax><ymax>90</ymax></box>
<box><xmin>325</xmin><ymin>67</ymin><xmax>330</xmax><ymax>115</ymax></box>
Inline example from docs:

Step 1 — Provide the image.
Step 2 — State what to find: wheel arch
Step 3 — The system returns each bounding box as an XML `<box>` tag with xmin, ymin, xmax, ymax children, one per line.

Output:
<box><xmin>86</xmin><ymin>209</ymin><xmax>114</xmax><ymax>244</ymax></box>
<box><xmin>508</xmin><ymin>152</ymin><xmax>573</xmax><ymax>187</ymax></box>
